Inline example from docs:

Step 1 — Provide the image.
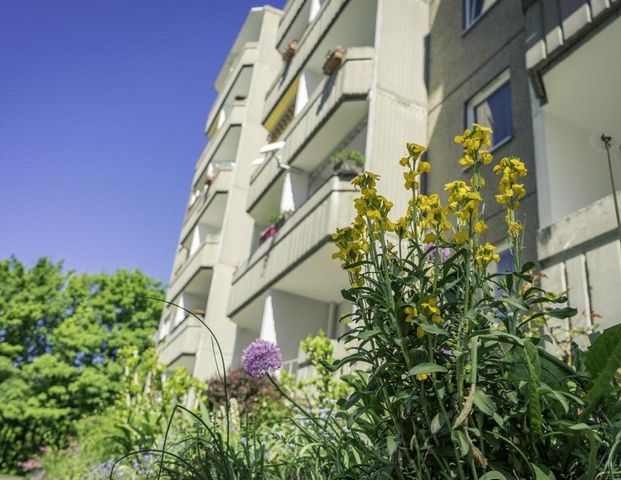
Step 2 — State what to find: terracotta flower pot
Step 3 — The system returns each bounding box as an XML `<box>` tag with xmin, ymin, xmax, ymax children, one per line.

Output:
<box><xmin>282</xmin><ymin>40</ymin><xmax>298</xmax><ymax>63</ymax></box>
<box><xmin>322</xmin><ymin>46</ymin><xmax>346</xmax><ymax>75</ymax></box>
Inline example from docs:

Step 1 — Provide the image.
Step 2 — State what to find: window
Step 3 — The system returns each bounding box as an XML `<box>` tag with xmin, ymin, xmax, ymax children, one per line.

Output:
<box><xmin>467</xmin><ymin>70</ymin><xmax>512</xmax><ymax>149</ymax></box>
<box><xmin>463</xmin><ymin>0</ymin><xmax>498</xmax><ymax>30</ymax></box>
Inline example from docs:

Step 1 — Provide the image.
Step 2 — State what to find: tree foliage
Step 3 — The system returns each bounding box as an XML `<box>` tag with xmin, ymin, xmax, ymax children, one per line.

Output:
<box><xmin>0</xmin><ymin>256</ymin><xmax>164</xmax><ymax>474</ymax></box>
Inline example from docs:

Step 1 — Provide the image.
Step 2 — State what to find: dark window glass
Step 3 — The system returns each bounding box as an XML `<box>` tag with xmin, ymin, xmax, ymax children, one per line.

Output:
<box><xmin>464</xmin><ymin>0</ymin><xmax>497</xmax><ymax>29</ymax></box>
<box><xmin>473</xmin><ymin>81</ymin><xmax>512</xmax><ymax>147</ymax></box>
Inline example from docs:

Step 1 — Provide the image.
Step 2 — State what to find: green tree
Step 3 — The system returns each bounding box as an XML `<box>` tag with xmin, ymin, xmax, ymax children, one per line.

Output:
<box><xmin>0</xmin><ymin>256</ymin><xmax>164</xmax><ymax>474</ymax></box>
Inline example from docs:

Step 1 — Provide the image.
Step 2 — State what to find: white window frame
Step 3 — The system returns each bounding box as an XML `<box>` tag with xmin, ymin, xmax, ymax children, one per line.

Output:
<box><xmin>466</xmin><ymin>69</ymin><xmax>512</xmax><ymax>152</ymax></box>
<box><xmin>463</xmin><ymin>0</ymin><xmax>499</xmax><ymax>31</ymax></box>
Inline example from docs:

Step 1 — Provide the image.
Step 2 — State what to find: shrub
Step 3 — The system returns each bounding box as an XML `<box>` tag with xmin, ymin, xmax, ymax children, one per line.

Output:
<box><xmin>327</xmin><ymin>125</ymin><xmax>621</xmax><ymax>478</ymax></box>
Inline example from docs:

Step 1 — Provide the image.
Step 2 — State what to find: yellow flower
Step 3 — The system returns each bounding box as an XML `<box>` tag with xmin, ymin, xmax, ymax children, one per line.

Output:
<box><xmin>458</xmin><ymin>155</ymin><xmax>474</xmax><ymax>167</ymax></box>
<box><xmin>367</xmin><ymin>209</ymin><xmax>382</xmax><ymax>220</ymax></box>
<box><xmin>453</xmin><ymin>230</ymin><xmax>469</xmax><ymax>244</ymax></box>
<box><xmin>423</xmin><ymin>232</ymin><xmax>436</xmax><ymax>243</ymax></box>
<box><xmin>431</xmin><ymin>315</ymin><xmax>443</xmax><ymax>325</ymax></box>
<box><xmin>416</xmin><ymin>373</ymin><xmax>429</xmax><ymax>381</ymax></box>
<box><xmin>407</xmin><ymin>143</ymin><xmax>427</xmax><ymax>158</ymax></box>
<box><xmin>473</xmin><ymin>220</ymin><xmax>487</xmax><ymax>234</ymax></box>
<box><xmin>399</xmin><ymin>156</ymin><xmax>410</xmax><ymax>167</ymax></box>
<box><xmin>417</xmin><ymin>161</ymin><xmax>431</xmax><ymax>174</ymax></box>
<box><xmin>405</xmin><ymin>306</ymin><xmax>418</xmax><ymax>324</ymax></box>
<box><xmin>475</xmin><ymin>242</ymin><xmax>500</xmax><ymax>270</ymax></box>
<box><xmin>421</xmin><ymin>297</ymin><xmax>440</xmax><ymax>315</ymax></box>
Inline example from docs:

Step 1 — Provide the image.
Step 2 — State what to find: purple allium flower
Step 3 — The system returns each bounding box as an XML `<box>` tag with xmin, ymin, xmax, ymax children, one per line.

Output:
<box><xmin>242</xmin><ymin>339</ymin><xmax>283</xmax><ymax>377</ymax></box>
<box><xmin>424</xmin><ymin>243</ymin><xmax>451</xmax><ymax>263</ymax></box>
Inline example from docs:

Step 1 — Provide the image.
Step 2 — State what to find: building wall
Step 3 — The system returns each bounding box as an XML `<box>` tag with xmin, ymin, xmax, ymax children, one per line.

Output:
<box><xmin>426</xmin><ymin>0</ymin><xmax>539</xmax><ymax>261</ymax></box>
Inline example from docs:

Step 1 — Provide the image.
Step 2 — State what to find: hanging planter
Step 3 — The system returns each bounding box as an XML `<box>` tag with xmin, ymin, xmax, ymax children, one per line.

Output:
<box><xmin>282</xmin><ymin>40</ymin><xmax>298</xmax><ymax>63</ymax></box>
<box><xmin>322</xmin><ymin>46</ymin><xmax>346</xmax><ymax>75</ymax></box>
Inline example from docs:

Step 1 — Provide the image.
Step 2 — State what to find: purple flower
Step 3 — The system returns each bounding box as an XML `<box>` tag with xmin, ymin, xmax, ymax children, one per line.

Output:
<box><xmin>242</xmin><ymin>339</ymin><xmax>283</xmax><ymax>377</ymax></box>
<box><xmin>424</xmin><ymin>243</ymin><xmax>451</xmax><ymax>263</ymax></box>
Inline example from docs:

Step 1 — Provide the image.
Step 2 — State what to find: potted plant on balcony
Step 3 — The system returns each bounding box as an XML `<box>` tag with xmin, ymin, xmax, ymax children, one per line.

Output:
<box><xmin>330</xmin><ymin>149</ymin><xmax>365</xmax><ymax>176</ymax></box>
<box><xmin>322</xmin><ymin>45</ymin><xmax>346</xmax><ymax>75</ymax></box>
<box><xmin>282</xmin><ymin>40</ymin><xmax>298</xmax><ymax>63</ymax></box>
<box><xmin>205</xmin><ymin>174</ymin><xmax>214</xmax><ymax>187</ymax></box>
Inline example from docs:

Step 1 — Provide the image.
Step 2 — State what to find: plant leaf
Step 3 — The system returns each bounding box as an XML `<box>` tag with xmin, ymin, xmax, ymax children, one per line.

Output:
<box><xmin>524</xmin><ymin>339</ymin><xmax>543</xmax><ymax>439</ymax></box>
<box><xmin>583</xmin><ymin>324</ymin><xmax>621</xmax><ymax>416</ymax></box>
<box><xmin>408</xmin><ymin>363</ymin><xmax>447</xmax><ymax>376</ymax></box>
<box><xmin>480</xmin><ymin>472</ymin><xmax>507</xmax><ymax>480</ymax></box>
<box><xmin>473</xmin><ymin>388</ymin><xmax>496</xmax><ymax>416</ymax></box>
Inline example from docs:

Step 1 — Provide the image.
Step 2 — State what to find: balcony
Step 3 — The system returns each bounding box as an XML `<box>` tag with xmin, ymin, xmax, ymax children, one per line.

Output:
<box><xmin>181</xmin><ymin>165</ymin><xmax>233</xmax><ymax>242</ymax></box>
<box><xmin>523</xmin><ymin>0</ymin><xmax>620</xmax><ymax>98</ymax></box>
<box><xmin>263</xmin><ymin>0</ymin><xmax>378</xmax><ymax>125</ymax></box>
<box><xmin>538</xmin><ymin>192</ymin><xmax>621</xmax><ymax>333</ymax></box>
<box><xmin>158</xmin><ymin>314</ymin><xmax>204</xmax><ymax>373</ymax></box>
<box><xmin>195</xmin><ymin>100</ymin><xmax>245</xmax><ymax>186</ymax></box>
<box><xmin>229</xmin><ymin>176</ymin><xmax>356</xmax><ymax>318</ymax></box>
<box><xmin>168</xmin><ymin>235</ymin><xmax>219</xmax><ymax>302</ymax></box>
<box><xmin>205</xmin><ymin>43</ymin><xmax>257</xmax><ymax>136</ymax></box>
<box><xmin>246</xmin><ymin>48</ymin><xmax>373</xmax><ymax>217</ymax></box>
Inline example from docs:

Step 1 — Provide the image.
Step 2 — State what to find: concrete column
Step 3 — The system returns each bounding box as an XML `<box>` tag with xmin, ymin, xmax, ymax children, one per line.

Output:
<box><xmin>309</xmin><ymin>0</ymin><xmax>322</xmax><ymax>22</ymax></box>
<box><xmin>295</xmin><ymin>72</ymin><xmax>309</xmax><ymax>115</ymax></box>
<box><xmin>260</xmin><ymin>292</ymin><xmax>278</xmax><ymax>343</ymax></box>
<box><xmin>280</xmin><ymin>171</ymin><xmax>296</xmax><ymax>213</ymax></box>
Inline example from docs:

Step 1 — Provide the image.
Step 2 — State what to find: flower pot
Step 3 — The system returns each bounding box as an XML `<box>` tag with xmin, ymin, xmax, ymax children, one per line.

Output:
<box><xmin>334</xmin><ymin>158</ymin><xmax>363</xmax><ymax>176</ymax></box>
<box><xmin>282</xmin><ymin>40</ymin><xmax>298</xmax><ymax>63</ymax></box>
<box><xmin>322</xmin><ymin>46</ymin><xmax>346</xmax><ymax>75</ymax></box>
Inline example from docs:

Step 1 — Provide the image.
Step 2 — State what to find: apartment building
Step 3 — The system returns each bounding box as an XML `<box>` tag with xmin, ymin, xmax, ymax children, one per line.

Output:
<box><xmin>159</xmin><ymin>0</ymin><xmax>621</xmax><ymax>380</ymax></box>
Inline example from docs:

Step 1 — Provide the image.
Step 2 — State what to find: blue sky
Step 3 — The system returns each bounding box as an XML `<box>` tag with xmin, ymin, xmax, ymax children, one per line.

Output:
<box><xmin>0</xmin><ymin>1</ymin><xmax>285</xmax><ymax>283</ymax></box>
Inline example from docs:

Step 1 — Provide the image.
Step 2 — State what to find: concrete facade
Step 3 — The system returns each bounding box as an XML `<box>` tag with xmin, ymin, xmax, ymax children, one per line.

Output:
<box><xmin>159</xmin><ymin>0</ymin><xmax>621</xmax><ymax>379</ymax></box>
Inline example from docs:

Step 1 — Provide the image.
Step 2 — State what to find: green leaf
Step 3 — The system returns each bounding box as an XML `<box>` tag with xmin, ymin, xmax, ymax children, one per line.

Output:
<box><xmin>408</xmin><ymin>363</ymin><xmax>447</xmax><ymax>376</ymax></box>
<box><xmin>473</xmin><ymin>388</ymin><xmax>496</xmax><ymax>416</ymax></box>
<box><xmin>583</xmin><ymin>324</ymin><xmax>621</xmax><ymax>415</ymax></box>
<box><xmin>430</xmin><ymin>413</ymin><xmax>442</xmax><ymax>435</ymax></box>
<box><xmin>524</xmin><ymin>339</ymin><xmax>543</xmax><ymax>439</ymax></box>
<box><xmin>386</xmin><ymin>435</ymin><xmax>398</xmax><ymax>456</ymax></box>
<box><xmin>546</xmin><ymin>306</ymin><xmax>577</xmax><ymax>319</ymax></box>
<box><xmin>480</xmin><ymin>472</ymin><xmax>508</xmax><ymax>480</ymax></box>
<box><xmin>531</xmin><ymin>463</ymin><xmax>556</xmax><ymax>479</ymax></box>
<box><xmin>568</xmin><ymin>423</ymin><xmax>592</xmax><ymax>431</ymax></box>
<box><xmin>419</xmin><ymin>322</ymin><xmax>448</xmax><ymax>336</ymax></box>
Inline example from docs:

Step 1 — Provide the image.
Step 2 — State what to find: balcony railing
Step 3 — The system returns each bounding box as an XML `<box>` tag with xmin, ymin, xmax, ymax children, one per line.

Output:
<box><xmin>263</xmin><ymin>0</ymin><xmax>350</xmax><ymax>125</ymax></box>
<box><xmin>181</xmin><ymin>165</ymin><xmax>234</xmax><ymax>242</ymax></box>
<box><xmin>168</xmin><ymin>234</ymin><xmax>220</xmax><ymax>301</ymax></box>
<box><xmin>158</xmin><ymin>314</ymin><xmax>204</xmax><ymax>370</ymax></box>
<box><xmin>277</xmin><ymin>0</ymin><xmax>305</xmax><ymax>44</ymax></box>
<box><xmin>246</xmin><ymin>48</ymin><xmax>373</xmax><ymax>213</ymax></box>
<box><xmin>229</xmin><ymin>176</ymin><xmax>356</xmax><ymax>316</ymax></box>
<box><xmin>523</xmin><ymin>0</ymin><xmax>620</xmax><ymax>98</ymax></box>
<box><xmin>205</xmin><ymin>43</ymin><xmax>258</xmax><ymax>133</ymax></box>
<box><xmin>538</xmin><ymin>191</ymin><xmax>621</xmax><ymax>331</ymax></box>
<box><xmin>195</xmin><ymin>101</ymin><xmax>245</xmax><ymax>185</ymax></box>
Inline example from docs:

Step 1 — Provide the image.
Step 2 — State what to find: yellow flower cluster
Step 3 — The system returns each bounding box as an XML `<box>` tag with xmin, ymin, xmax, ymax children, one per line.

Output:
<box><xmin>331</xmin><ymin>226</ymin><xmax>367</xmax><ymax>271</ymax></box>
<box><xmin>417</xmin><ymin>194</ymin><xmax>452</xmax><ymax>234</ymax></box>
<box><xmin>352</xmin><ymin>171</ymin><xmax>394</xmax><ymax>234</ymax></box>
<box><xmin>400</xmin><ymin>143</ymin><xmax>429</xmax><ymax>191</ymax></box>
<box><xmin>493</xmin><ymin>156</ymin><xmax>527</xmax><ymax>238</ymax></box>
<box><xmin>454</xmin><ymin>123</ymin><xmax>494</xmax><ymax>168</ymax></box>
<box><xmin>444</xmin><ymin>181</ymin><xmax>484</xmax><ymax>242</ymax></box>
<box><xmin>475</xmin><ymin>242</ymin><xmax>500</xmax><ymax>271</ymax></box>
<box><xmin>405</xmin><ymin>296</ymin><xmax>443</xmax><ymax>340</ymax></box>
